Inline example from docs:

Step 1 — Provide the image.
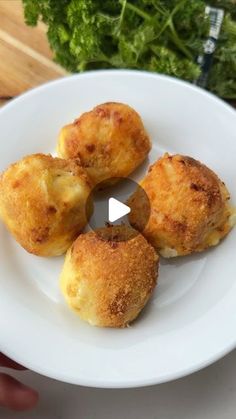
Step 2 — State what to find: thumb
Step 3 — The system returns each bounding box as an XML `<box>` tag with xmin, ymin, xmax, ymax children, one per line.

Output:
<box><xmin>0</xmin><ymin>373</ymin><xmax>39</xmax><ymax>411</ymax></box>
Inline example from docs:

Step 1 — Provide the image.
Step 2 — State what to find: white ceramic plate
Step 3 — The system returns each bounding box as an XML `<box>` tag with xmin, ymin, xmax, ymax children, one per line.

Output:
<box><xmin>0</xmin><ymin>70</ymin><xmax>236</xmax><ymax>388</ymax></box>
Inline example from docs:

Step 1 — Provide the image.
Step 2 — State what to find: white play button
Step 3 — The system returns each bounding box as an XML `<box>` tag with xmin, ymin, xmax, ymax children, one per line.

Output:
<box><xmin>108</xmin><ymin>198</ymin><xmax>131</xmax><ymax>223</ymax></box>
<box><xmin>86</xmin><ymin>176</ymin><xmax>150</xmax><ymax>240</ymax></box>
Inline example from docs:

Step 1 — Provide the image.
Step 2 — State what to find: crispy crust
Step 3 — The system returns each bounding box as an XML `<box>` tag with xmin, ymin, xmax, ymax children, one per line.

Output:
<box><xmin>128</xmin><ymin>153</ymin><xmax>233</xmax><ymax>256</ymax></box>
<box><xmin>57</xmin><ymin>102</ymin><xmax>151</xmax><ymax>186</ymax></box>
<box><xmin>60</xmin><ymin>225</ymin><xmax>159</xmax><ymax>328</ymax></box>
<box><xmin>0</xmin><ymin>154</ymin><xmax>93</xmax><ymax>256</ymax></box>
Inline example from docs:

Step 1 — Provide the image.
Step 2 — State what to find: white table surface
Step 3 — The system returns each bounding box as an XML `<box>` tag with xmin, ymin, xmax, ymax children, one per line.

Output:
<box><xmin>0</xmin><ymin>349</ymin><xmax>235</xmax><ymax>419</ymax></box>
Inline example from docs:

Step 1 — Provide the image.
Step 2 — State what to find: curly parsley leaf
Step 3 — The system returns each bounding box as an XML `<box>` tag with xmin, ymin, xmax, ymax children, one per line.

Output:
<box><xmin>22</xmin><ymin>0</ymin><xmax>236</xmax><ymax>99</ymax></box>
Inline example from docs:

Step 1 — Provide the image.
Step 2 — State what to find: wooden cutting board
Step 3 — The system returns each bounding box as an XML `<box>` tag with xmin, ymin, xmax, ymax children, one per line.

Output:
<box><xmin>0</xmin><ymin>0</ymin><xmax>67</xmax><ymax>107</ymax></box>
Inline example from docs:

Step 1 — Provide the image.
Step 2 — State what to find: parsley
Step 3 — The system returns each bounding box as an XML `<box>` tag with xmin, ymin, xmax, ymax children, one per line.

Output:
<box><xmin>22</xmin><ymin>0</ymin><xmax>236</xmax><ymax>99</ymax></box>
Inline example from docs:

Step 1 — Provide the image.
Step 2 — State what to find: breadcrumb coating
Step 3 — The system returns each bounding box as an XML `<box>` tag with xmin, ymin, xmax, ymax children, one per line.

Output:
<box><xmin>60</xmin><ymin>225</ymin><xmax>159</xmax><ymax>327</ymax></box>
<box><xmin>128</xmin><ymin>153</ymin><xmax>234</xmax><ymax>257</ymax></box>
<box><xmin>0</xmin><ymin>154</ymin><xmax>93</xmax><ymax>256</ymax></box>
<box><xmin>57</xmin><ymin>102</ymin><xmax>151</xmax><ymax>186</ymax></box>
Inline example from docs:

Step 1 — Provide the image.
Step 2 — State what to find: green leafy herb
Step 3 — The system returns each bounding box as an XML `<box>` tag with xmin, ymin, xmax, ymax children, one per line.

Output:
<box><xmin>22</xmin><ymin>0</ymin><xmax>236</xmax><ymax>99</ymax></box>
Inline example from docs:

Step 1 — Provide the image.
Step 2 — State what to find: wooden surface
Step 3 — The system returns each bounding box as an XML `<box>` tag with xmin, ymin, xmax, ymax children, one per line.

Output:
<box><xmin>0</xmin><ymin>0</ymin><xmax>67</xmax><ymax>107</ymax></box>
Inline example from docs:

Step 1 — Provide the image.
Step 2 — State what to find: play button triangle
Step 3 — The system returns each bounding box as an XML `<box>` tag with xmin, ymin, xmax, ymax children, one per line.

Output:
<box><xmin>108</xmin><ymin>197</ymin><xmax>131</xmax><ymax>223</ymax></box>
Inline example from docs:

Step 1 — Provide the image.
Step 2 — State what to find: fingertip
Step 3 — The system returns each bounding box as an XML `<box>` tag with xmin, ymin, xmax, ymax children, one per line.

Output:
<box><xmin>0</xmin><ymin>374</ymin><xmax>39</xmax><ymax>411</ymax></box>
<box><xmin>12</xmin><ymin>386</ymin><xmax>39</xmax><ymax>411</ymax></box>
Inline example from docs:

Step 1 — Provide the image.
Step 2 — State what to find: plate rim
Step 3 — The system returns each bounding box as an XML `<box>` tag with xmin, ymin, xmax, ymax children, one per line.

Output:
<box><xmin>0</xmin><ymin>338</ymin><xmax>235</xmax><ymax>388</ymax></box>
<box><xmin>0</xmin><ymin>69</ymin><xmax>235</xmax><ymax>118</ymax></box>
<box><xmin>0</xmin><ymin>69</ymin><xmax>235</xmax><ymax>388</ymax></box>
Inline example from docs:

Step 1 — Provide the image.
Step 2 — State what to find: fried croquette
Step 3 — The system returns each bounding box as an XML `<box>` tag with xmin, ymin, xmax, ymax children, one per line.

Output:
<box><xmin>128</xmin><ymin>153</ymin><xmax>234</xmax><ymax>257</ymax></box>
<box><xmin>60</xmin><ymin>225</ymin><xmax>159</xmax><ymax>328</ymax></box>
<box><xmin>57</xmin><ymin>102</ymin><xmax>151</xmax><ymax>186</ymax></box>
<box><xmin>0</xmin><ymin>154</ymin><xmax>93</xmax><ymax>256</ymax></box>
